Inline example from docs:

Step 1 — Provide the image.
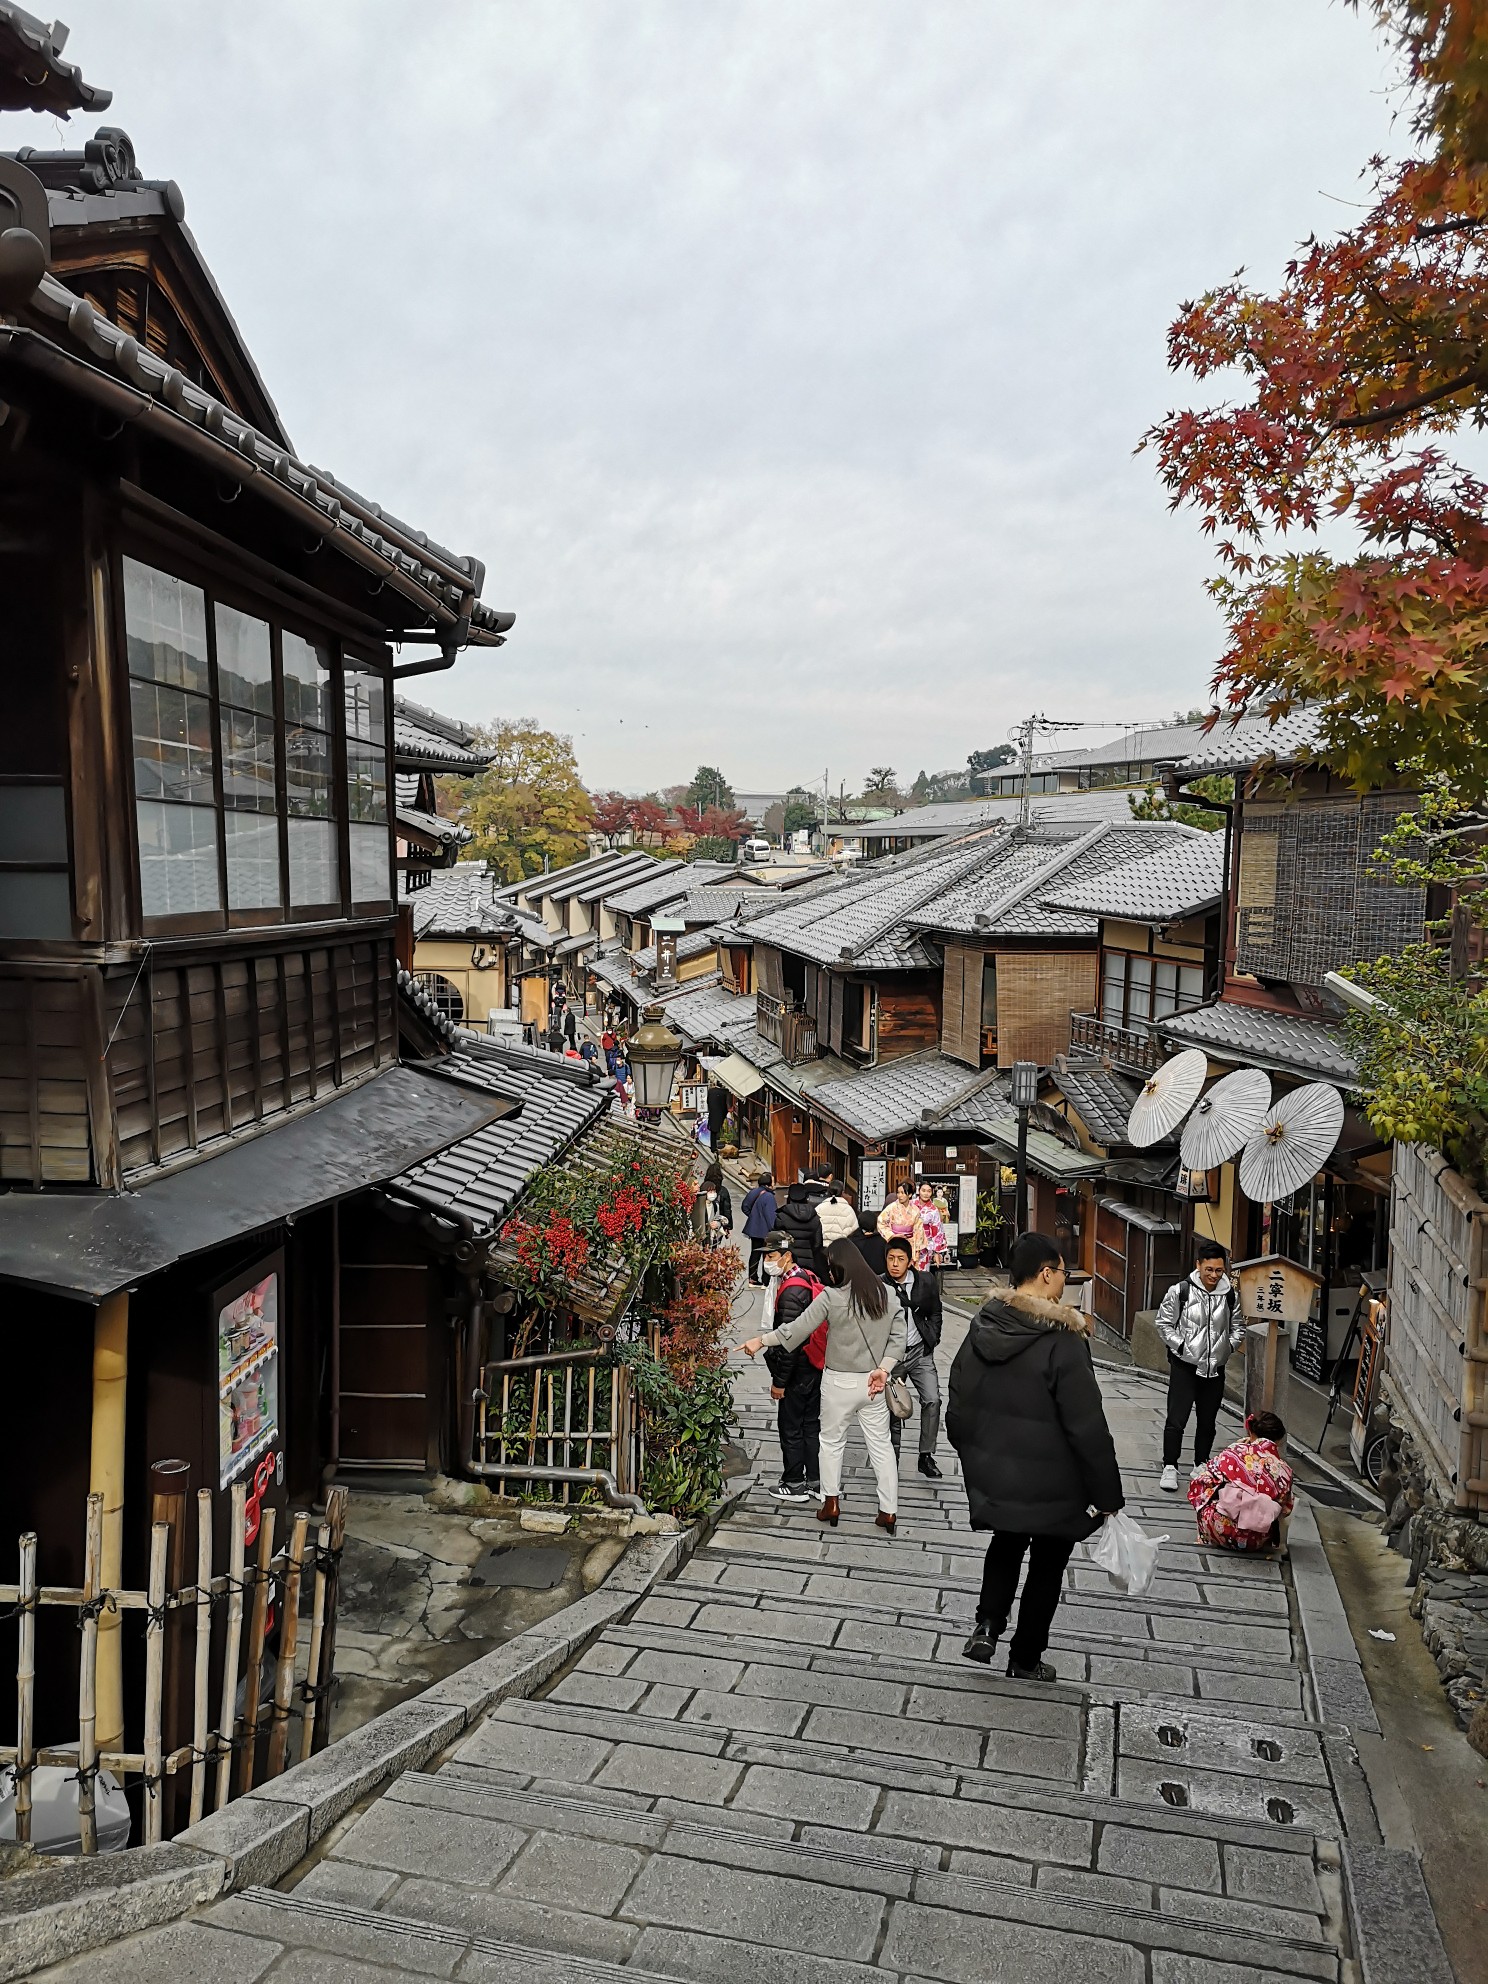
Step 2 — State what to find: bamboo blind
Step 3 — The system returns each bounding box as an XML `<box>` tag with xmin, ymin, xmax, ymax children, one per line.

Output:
<box><xmin>994</xmin><ymin>951</ymin><xmax>1096</xmax><ymax>1068</ymax></box>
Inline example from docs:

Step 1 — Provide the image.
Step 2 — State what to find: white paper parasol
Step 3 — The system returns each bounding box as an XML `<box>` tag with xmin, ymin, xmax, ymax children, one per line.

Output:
<box><xmin>1238</xmin><ymin>1083</ymin><xmax>1346</xmax><ymax>1204</ymax></box>
<box><xmin>1179</xmin><ymin>1066</ymin><xmax>1272</xmax><ymax>1170</ymax></box>
<box><xmin>1126</xmin><ymin>1048</ymin><xmax>1208</xmax><ymax>1148</ymax></box>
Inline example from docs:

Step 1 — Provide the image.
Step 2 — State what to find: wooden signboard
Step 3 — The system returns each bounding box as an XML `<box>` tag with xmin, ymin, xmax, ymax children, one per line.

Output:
<box><xmin>1352</xmin><ymin>1298</ymin><xmax>1386</xmax><ymax>1423</ymax></box>
<box><xmin>859</xmin><ymin>1159</ymin><xmax>887</xmax><ymax>1213</ymax></box>
<box><xmin>1233</xmin><ymin>1254</ymin><xmax>1323</xmax><ymax>1415</ymax></box>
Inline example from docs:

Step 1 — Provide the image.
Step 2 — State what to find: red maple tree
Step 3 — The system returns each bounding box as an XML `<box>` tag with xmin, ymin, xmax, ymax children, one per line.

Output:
<box><xmin>1146</xmin><ymin>1</ymin><xmax>1488</xmax><ymax>797</ymax></box>
<box><xmin>590</xmin><ymin>790</ymin><xmax>634</xmax><ymax>846</ymax></box>
<box><xmin>628</xmin><ymin>796</ymin><xmax>671</xmax><ymax>844</ymax></box>
<box><xmin>697</xmin><ymin>805</ymin><xmax>750</xmax><ymax>843</ymax></box>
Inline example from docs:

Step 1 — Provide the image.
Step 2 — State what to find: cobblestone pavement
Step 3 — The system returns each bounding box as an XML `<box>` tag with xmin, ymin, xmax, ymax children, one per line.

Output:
<box><xmin>42</xmin><ymin>1304</ymin><xmax>1417</xmax><ymax>1983</ymax></box>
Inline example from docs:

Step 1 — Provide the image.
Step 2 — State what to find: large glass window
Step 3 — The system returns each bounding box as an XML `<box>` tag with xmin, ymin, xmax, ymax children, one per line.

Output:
<box><xmin>344</xmin><ymin>664</ymin><xmax>390</xmax><ymax>903</ymax></box>
<box><xmin>122</xmin><ymin>556</ymin><xmax>392</xmax><ymax>928</ymax></box>
<box><xmin>283</xmin><ymin>630</ymin><xmax>337</xmax><ymax>907</ymax></box>
<box><xmin>123</xmin><ymin>559</ymin><xmax>221</xmax><ymax>917</ymax></box>
<box><xmin>216</xmin><ymin>604</ymin><xmax>281</xmax><ymax>910</ymax></box>
<box><xmin>1101</xmin><ymin>949</ymin><xmax>1205</xmax><ymax>1029</ymax></box>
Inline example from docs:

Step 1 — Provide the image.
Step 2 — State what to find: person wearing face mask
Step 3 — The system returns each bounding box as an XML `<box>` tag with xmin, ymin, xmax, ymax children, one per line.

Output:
<box><xmin>756</xmin><ymin>1232</ymin><xmax>826</xmax><ymax>1504</ymax></box>
<box><xmin>692</xmin><ymin>1162</ymin><xmax>734</xmax><ymax>1249</ymax></box>
<box><xmin>882</xmin><ymin>1235</ymin><xmax>944</xmax><ymax>1477</ymax></box>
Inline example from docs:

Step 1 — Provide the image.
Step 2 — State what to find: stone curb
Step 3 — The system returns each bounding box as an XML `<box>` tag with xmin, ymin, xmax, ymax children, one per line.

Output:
<box><xmin>1</xmin><ymin>1480</ymin><xmax>748</xmax><ymax>1976</ymax></box>
<box><xmin>0</xmin><ymin>1842</ymin><xmax>224</xmax><ymax>1984</ymax></box>
<box><xmin>1286</xmin><ymin>1500</ymin><xmax>1455</xmax><ymax>1984</ymax></box>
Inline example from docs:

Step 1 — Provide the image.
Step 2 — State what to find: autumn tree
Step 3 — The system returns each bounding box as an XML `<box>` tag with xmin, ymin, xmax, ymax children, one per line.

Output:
<box><xmin>629</xmin><ymin>795</ymin><xmax>671</xmax><ymax>845</ymax></box>
<box><xmin>590</xmin><ymin>790</ymin><xmax>634</xmax><ymax>847</ymax></box>
<box><xmin>451</xmin><ymin>720</ymin><xmax>593</xmax><ymax>881</ymax></box>
<box><xmin>1146</xmin><ymin>0</ymin><xmax>1488</xmax><ymax>798</ymax></box>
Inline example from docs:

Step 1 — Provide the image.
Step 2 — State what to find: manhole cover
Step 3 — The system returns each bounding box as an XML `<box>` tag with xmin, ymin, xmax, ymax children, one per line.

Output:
<box><xmin>469</xmin><ymin>1545</ymin><xmax>569</xmax><ymax>1590</ymax></box>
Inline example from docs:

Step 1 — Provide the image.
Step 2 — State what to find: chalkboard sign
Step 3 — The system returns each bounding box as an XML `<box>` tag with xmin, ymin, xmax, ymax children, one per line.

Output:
<box><xmin>1291</xmin><ymin>1315</ymin><xmax>1327</xmax><ymax>1384</ymax></box>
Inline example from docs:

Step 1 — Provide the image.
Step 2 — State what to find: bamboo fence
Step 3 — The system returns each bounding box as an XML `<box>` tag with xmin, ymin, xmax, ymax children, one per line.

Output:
<box><xmin>0</xmin><ymin>1481</ymin><xmax>348</xmax><ymax>1853</ymax></box>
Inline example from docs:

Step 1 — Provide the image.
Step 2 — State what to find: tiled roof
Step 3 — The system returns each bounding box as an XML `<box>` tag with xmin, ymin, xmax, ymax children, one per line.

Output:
<box><xmin>403</xmin><ymin>862</ymin><xmax>499</xmax><ymax>939</ymax></box>
<box><xmin>18</xmin><ymin>275</ymin><xmax>512</xmax><ymax>651</ymax></box>
<box><xmin>602</xmin><ymin>861</ymin><xmax>689</xmax><ymax>915</ymax></box>
<box><xmin>393</xmin><ymin>708</ymin><xmax>491</xmax><ymax>774</ymax></box>
<box><xmin>1053</xmin><ymin>1067</ymin><xmax>1144</xmax><ymax>1150</ymax></box>
<box><xmin>742</xmin><ymin>832</ymin><xmax>1002</xmax><ymax>970</ymax></box>
<box><xmin>395</xmin><ymin>965</ymin><xmax>460</xmax><ymax>1048</ymax></box>
<box><xmin>1176</xmin><ymin>708</ymin><xmax>1325</xmax><ymax>775</ymax></box>
<box><xmin>572</xmin><ymin>852</ymin><xmax>663</xmax><ymax>903</ymax></box>
<box><xmin>658</xmin><ymin>982</ymin><xmax>757</xmax><ymax>1047</ymax></box>
<box><xmin>629</xmin><ymin>928</ymin><xmax>719</xmax><ymax>972</ymax></box>
<box><xmin>808</xmin><ymin>1051</ymin><xmax>1003</xmax><ymax>1143</ymax></box>
<box><xmin>393</xmin><ymin>1045</ymin><xmax>610</xmax><ymax>1236</ymax></box>
<box><xmin>397</xmin><ymin>804</ymin><xmax>470</xmax><ymax>850</ymax></box>
<box><xmin>1042</xmin><ymin>833</ymin><xmax>1224</xmax><ymax>922</ymax></box>
<box><xmin>677</xmin><ymin>888</ymin><xmax>754</xmax><ymax>925</ymax></box>
<box><xmin>1155</xmin><ymin>1000</ymin><xmax>1357</xmax><ymax>1084</ymax></box>
<box><xmin>849</xmin><ymin>787</ymin><xmax>1164</xmax><ymax>842</ymax></box>
<box><xmin>0</xmin><ymin>5</ymin><xmax>110</xmax><ymax>113</ymax></box>
<box><xmin>541</xmin><ymin>851</ymin><xmax>652</xmax><ymax>904</ymax></box>
<box><xmin>903</xmin><ymin>822</ymin><xmax>1195</xmax><ymax>939</ymax></box>
<box><xmin>396</xmin><ymin>772</ymin><xmax>420</xmax><ymax>808</ymax></box>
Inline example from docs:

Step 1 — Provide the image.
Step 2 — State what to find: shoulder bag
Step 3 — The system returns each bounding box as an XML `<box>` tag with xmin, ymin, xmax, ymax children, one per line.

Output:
<box><xmin>851</xmin><ymin>1304</ymin><xmax>914</xmax><ymax>1419</ymax></box>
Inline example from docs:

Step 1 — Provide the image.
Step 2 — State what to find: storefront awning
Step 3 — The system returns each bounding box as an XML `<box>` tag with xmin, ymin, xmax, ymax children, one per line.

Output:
<box><xmin>979</xmin><ymin>1115</ymin><xmax>1106</xmax><ymax>1184</ymax></box>
<box><xmin>712</xmin><ymin>1052</ymin><xmax>766</xmax><ymax>1099</ymax></box>
<box><xmin>0</xmin><ymin>1064</ymin><xmax>513</xmax><ymax>1303</ymax></box>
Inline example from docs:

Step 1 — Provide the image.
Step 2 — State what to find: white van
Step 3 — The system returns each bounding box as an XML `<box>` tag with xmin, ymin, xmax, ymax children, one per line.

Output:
<box><xmin>739</xmin><ymin>837</ymin><xmax>773</xmax><ymax>863</ymax></box>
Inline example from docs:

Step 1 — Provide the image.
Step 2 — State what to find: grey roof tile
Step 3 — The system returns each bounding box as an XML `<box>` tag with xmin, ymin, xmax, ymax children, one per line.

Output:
<box><xmin>1042</xmin><ymin>833</ymin><xmax>1224</xmax><ymax>922</ymax></box>
<box><xmin>397</xmin><ymin>804</ymin><xmax>470</xmax><ymax>849</ymax></box>
<box><xmin>393</xmin><ymin>708</ymin><xmax>491</xmax><ymax>774</ymax></box>
<box><xmin>657</xmin><ymin>983</ymin><xmax>758</xmax><ymax>1047</ymax></box>
<box><xmin>402</xmin><ymin>861</ymin><xmax>498</xmax><ymax>938</ymax></box>
<box><xmin>1051</xmin><ymin>1067</ymin><xmax>1143</xmax><ymax>1149</ymax></box>
<box><xmin>849</xmin><ymin>787</ymin><xmax>1165</xmax><ymax>841</ymax></box>
<box><xmin>742</xmin><ymin>832</ymin><xmax>1001</xmax><ymax>969</ymax></box>
<box><xmin>601</xmin><ymin>861</ymin><xmax>690</xmax><ymax>915</ymax></box>
<box><xmin>808</xmin><ymin>1050</ymin><xmax>1001</xmax><ymax>1142</ymax></box>
<box><xmin>1176</xmin><ymin>708</ymin><xmax>1325</xmax><ymax>775</ymax></box>
<box><xmin>1154</xmin><ymin>1000</ymin><xmax>1356</xmax><ymax>1084</ymax></box>
<box><xmin>394</xmin><ymin>1045</ymin><xmax>610</xmax><ymax>1234</ymax></box>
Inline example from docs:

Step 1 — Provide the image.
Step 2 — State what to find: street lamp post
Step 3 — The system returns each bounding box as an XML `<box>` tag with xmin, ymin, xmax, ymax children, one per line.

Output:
<box><xmin>628</xmin><ymin>1004</ymin><xmax>684</xmax><ymax>1115</ymax></box>
<box><xmin>1011</xmin><ymin>1060</ymin><xmax>1038</xmax><ymax>1236</ymax></box>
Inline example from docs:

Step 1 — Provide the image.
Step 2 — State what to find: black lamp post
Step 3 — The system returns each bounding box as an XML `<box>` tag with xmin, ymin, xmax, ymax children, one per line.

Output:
<box><xmin>628</xmin><ymin>1004</ymin><xmax>683</xmax><ymax>1113</ymax></box>
<box><xmin>1011</xmin><ymin>1060</ymin><xmax>1038</xmax><ymax>1236</ymax></box>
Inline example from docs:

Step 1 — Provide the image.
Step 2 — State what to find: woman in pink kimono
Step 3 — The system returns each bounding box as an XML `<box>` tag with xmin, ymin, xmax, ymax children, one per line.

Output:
<box><xmin>914</xmin><ymin>1183</ymin><xmax>948</xmax><ymax>1270</ymax></box>
<box><xmin>876</xmin><ymin>1184</ymin><xmax>923</xmax><ymax>1260</ymax></box>
<box><xmin>1187</xmin><ymin>1412</ymin><xmax>1294</xmax><ymax>1555</ymax></box>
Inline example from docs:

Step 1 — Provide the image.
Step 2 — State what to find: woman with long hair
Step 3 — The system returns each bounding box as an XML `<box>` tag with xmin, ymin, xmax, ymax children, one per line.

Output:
<box><xmin>738</xmin><ymin>1236</ymin><xmax>905</xmax><ymax>1533</ymax></box>
<box><xmin>877</xmin><ymin>1182</ymin><xmax>924</xmax><ymax>1260</ymax></box>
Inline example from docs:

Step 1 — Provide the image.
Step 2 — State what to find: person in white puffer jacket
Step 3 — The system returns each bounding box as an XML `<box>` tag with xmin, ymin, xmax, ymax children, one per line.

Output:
<box><xmin>815</xmin><ymin>1180</ymin><xmax>860</xmax><ymax>1248</ymax></box>
<box><xmin>1153</xmin><ymin>1240</ymin><xmax>1245</xmax><ymax>1493</ymax></box>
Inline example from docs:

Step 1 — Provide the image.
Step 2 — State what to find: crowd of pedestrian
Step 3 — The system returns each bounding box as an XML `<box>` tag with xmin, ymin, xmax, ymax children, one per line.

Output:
<box><xmin>729</xmin><ymin>1191</ymin><xmax>1295</xmax><ymax>1684</ymax></box>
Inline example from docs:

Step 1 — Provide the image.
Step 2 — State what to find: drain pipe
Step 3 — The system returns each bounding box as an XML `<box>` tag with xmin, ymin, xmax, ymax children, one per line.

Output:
<box><xmin>463</xmin><ymin>1455</ymin><xmax>647</xmax><ymax>1514</ymax></box>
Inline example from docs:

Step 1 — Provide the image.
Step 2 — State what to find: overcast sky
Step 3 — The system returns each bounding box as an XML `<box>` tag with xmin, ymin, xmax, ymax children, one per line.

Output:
<box><xmin>42</xmin><ymin>3</ymin><xmax>1400</xmax><ymax>794</ymax></box>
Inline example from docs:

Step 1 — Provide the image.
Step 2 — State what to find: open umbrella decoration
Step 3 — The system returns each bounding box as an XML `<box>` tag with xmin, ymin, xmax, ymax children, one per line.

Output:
<box><xmin>1238</xmin><ymin>1083</ymin><xmax>1346</xmax><ymax>1205</ymax></box>
<box><xmin>1126</xmin><ymin>1048</ymin><xmax>1208</xmax><ymax>1149</ymax></box>
<box><xmin>1179</xmin><ymin>1065</ymin><xmax>1272</xmax><ymax>1170</ymax></box>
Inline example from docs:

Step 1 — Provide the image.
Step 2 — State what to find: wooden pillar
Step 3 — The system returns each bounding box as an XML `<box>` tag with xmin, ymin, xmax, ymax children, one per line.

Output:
<box><xmin>89</xmin><ymin>1291</ymin><xmax>128</xmax><ymax>1753</ymax></box>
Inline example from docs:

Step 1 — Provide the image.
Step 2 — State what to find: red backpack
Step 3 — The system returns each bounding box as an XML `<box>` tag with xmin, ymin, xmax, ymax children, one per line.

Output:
<box><xmin>778</xmin><ymin>1268</ymin><xmax>829</xmax><ymax>1369</ymax></box>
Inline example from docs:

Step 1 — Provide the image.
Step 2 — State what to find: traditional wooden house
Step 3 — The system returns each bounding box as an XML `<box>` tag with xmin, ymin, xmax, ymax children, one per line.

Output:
<box><xmin>393</xmin><ymin>697</ymin><xmax>489</xmax><ymax>903</ymax></box>
<box><xmin>0</xmin><ymin>87</ymin><xmax>517</xmax><ymax>1744</ymax></box>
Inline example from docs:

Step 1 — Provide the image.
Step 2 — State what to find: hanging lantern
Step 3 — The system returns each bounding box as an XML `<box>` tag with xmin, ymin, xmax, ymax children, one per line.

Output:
<box><xmin>628</xmin><ymin>1004</ymin><xmax>683</xmax><ymax>1111</ymax></box>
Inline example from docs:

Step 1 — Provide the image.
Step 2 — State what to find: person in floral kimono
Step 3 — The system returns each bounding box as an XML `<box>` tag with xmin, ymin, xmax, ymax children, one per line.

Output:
<box><xmin>914</xmin><ymin>1183</ymin><xmax>948</xmax><ymax>1270</ymax></box>
<box><xmin>876</xmin><ymin>1183</ymin><xmax>923</xmax><ymax>1260</ymax></box>
<box><xmin>1187</xmin><ymin>1412</ymin><xmax>1294</xmax><ymax>1555</ymax></box>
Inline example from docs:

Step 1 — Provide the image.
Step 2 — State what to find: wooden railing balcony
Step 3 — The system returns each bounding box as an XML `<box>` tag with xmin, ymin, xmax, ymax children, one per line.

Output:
<box><xmin>1070</xmin><ymin>1011</ymin><xmax>1163</xmax><ymax>1075</ymax></box>
<box><xmin>756</xmin><ymin>990</ymin><xmax>819</xmax><ymax>1065</ymax></box>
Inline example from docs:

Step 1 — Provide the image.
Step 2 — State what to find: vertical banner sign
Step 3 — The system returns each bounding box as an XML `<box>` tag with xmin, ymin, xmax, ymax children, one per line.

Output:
<box><xmin>958</xmin><ymin>1174</ymin><xmax>977</xmax><ymax>1250</ymax></box>
<box><xmin>859</xmin><ymin>1159</ymin><xmax>888</xmax><ymax>1213</ymax></box>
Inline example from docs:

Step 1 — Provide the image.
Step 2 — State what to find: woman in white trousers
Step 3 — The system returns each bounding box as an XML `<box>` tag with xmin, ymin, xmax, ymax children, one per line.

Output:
<box><xmin>739</xmin><ymin>1236</ymin><xmax>906</xmax><ymax>1533</ymax></box>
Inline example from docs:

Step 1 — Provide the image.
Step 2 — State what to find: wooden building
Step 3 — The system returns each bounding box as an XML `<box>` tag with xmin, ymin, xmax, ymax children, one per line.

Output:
<box><xmin>0</xmin><ymin>98</ymin><xmax>514</xmax><ymax>1750</ymax></box>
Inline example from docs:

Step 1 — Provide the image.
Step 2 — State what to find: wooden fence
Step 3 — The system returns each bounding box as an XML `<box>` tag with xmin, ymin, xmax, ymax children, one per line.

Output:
<box><xmin>472</xmin><ymin>1346</ymin><xmax>652</xmax><ymax>1504</ymax></box>
<box><xmin>1385</xmin><ymin>1142</ymin><xmax>1488</xmax><ymax>1515</ymax></box>
<box><xmin>0</xmin><ymin>1482</ymin><xmax>347</xmax><ymax>1853</ymax></box>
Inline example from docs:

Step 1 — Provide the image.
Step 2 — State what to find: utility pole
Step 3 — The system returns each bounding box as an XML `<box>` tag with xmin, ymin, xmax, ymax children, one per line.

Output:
<box><xmin>822</xmin><ymin>768</ymin><xmax>829</xmax><ymax>849</ymax></box>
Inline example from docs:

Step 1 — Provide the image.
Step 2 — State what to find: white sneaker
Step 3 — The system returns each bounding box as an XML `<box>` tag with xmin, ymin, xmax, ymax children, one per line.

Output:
<box><xmin>1159</xmin><ymin>1464</ymin><xmax>1179</xmax><ymax>1493</ymax></box>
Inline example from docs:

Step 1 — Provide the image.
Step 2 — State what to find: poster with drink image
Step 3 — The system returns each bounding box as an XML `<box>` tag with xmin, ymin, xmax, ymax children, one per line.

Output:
<box><xmin>217</xmin><ymin>1268</ymin><xmax>280</xmax><ymax>1486</ymax></box>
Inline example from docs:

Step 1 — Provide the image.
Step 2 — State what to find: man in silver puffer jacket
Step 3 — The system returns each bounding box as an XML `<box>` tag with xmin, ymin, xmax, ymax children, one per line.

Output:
<box><xmin>1154</xmin><ymin>1240</ymin><xmax>1244</xmax><ymax>1493</ymax></box>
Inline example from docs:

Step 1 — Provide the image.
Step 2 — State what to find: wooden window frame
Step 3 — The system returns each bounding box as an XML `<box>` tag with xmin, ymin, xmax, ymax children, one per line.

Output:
<box><xmin>114</xmin><ymin>543</ymin><xmax>395</xmax><ymax>940</ymax></box>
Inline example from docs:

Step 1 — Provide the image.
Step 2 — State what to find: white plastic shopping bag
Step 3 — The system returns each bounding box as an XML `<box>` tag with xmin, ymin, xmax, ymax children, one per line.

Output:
<box><xmin>1083</xmin><ymin>1512</ymin><xmax>1167</xmax><ymax>1597</ymax></box>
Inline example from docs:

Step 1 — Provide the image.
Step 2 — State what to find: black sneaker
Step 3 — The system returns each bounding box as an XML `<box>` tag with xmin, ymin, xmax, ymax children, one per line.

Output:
<box><xmin>767</xmin><ymin>1482</ymin><xmax>815</xmax><ymax>1506</ymax></box>
<box><xmin>918</xmin><ymin>1455</ymin><xmax>943</xmax><ymax>1479</ymax></box>
<box><xmin>961</xmin><ymin>1620</ymin><xmax>999</xmax><ymax>1665</ymax></box>
<box><xmin>1006</xmin><ymin>1658</ymin><xmax>1057</xmax><ymax>1682</ymax></box>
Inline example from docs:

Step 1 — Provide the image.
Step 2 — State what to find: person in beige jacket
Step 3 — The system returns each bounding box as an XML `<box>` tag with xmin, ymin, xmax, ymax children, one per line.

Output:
<box><xmin>815</xmin><ymin>1179</ymin><xmax>860</xmax><ymax>1248</ymax></box>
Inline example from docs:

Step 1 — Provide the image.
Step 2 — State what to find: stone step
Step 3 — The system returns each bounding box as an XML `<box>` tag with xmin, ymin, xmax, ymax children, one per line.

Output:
<box><xmin>276</xmin><ymin>1761</ymin><xmax>1343</xmax><ymax>1982</ymax></box>
<box><xmin>459</xmin><ymin>1694</ymin><xmax>1341</xmax><ymax>1851</ymax></box>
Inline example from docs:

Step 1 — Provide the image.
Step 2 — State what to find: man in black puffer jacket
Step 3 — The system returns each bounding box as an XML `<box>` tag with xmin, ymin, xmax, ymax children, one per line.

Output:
<box><xmin>773</xmin><ymin>1181</ymin><xmax>828</xmax><ymax>1279</ymax></box>
<box><xmin>946</xmin><ymin>1231</ymin><xmax>1124</xmax><ymax>1682</ymax></box>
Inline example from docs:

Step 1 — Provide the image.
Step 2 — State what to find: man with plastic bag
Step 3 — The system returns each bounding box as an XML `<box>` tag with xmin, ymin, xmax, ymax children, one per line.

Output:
<box><xmin>1154</xmin><ymin>1238</ymin><xmax>1245</xmax><ymax>1494</ymax></box>
<box><xmin>946</xmin><ymin>1232</ymin><xmax>1124</xmax><ymax>1681</ymax></box>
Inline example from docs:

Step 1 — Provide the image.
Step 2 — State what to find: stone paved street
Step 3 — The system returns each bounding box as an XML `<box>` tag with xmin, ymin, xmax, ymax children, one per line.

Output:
<box><xmin>39</xmin><ymin>1303</ymin><xmax>1404</xmax><ymax>1982</ymax></box>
